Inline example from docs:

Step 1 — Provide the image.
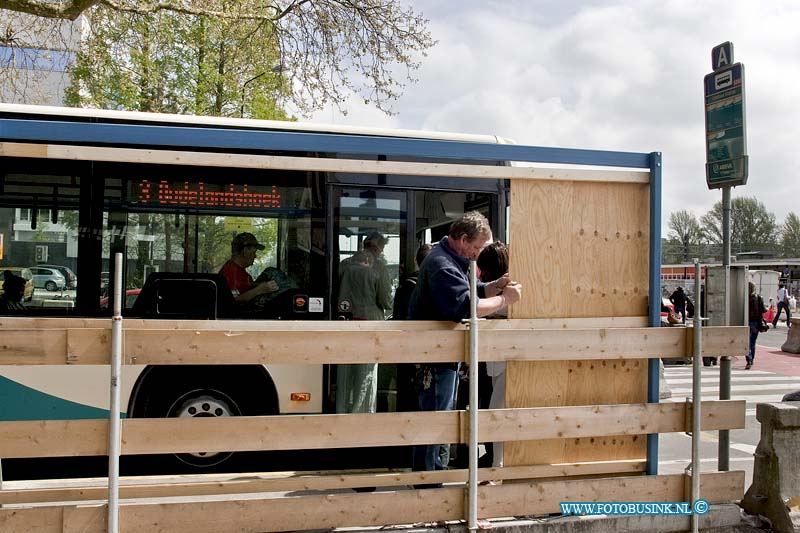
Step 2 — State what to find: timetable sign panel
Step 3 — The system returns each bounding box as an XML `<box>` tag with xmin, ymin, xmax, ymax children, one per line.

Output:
<box><xmin>704</xmin><ymin>62</ymin><xmax>748</xmax><ymax>189</ymax></box>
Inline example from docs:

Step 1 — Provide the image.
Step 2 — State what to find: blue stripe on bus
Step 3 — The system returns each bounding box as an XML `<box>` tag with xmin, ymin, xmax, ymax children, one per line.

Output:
<box><xmin>0</xmin><ymin>376</ymin><xmax>120</xmax><ymax>421</ymax></box>
<box><xmin>0</xmin><ymin>118</ymin><xmax>651</xmax><ymax>168</ymax></box>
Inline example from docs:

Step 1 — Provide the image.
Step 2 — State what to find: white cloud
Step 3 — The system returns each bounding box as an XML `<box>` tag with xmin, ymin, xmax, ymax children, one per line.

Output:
<box><xmin>308</xmin><ymin>0</ymin><xmax>800</xmax><ymax>229</ymax></box>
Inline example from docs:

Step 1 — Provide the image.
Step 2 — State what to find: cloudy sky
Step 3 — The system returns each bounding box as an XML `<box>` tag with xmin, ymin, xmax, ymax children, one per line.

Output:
<box><xmin>309</xmin><ymin>0</ymin><xmax>800</xmax><ymax>233</ymax></box>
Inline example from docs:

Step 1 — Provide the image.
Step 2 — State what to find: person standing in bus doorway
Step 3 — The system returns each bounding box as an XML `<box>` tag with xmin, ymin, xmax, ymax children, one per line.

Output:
<box><xmin>362</xmin><ymin>232</ymin><xmax>393</xmax><ymax>319</ymax></box>
<box><xmin>773</xmin><ymin>282</ymin><xmax>792</xmax><ymax>329</ymax></box>
<box><xmin>0</xmin><ymin>271</ymin><xmax>27</xmax><ymax>312</ymax></box>
<box><xmin>747</xmin><ymin>282</ymin><xmax>767</xmax><ymax>370</ymax></box>
<box><xmin>669</xmin><ymin>286</ymin><xmax>687</xmax><ymax>324</ymax></box>
<box><xmin>219</xmin><ymin>232</ymin><xmax>278</xmax><ymax>304</ymax></box>
<box><xmin>408</xmin><ymin>211</ymin><xmax>522</xmax><ymax>480</ymax></box>
<box><xmin>336</xmin><ymin>250</ymin><xmax>390</xmax><ymax>413</ymax></box>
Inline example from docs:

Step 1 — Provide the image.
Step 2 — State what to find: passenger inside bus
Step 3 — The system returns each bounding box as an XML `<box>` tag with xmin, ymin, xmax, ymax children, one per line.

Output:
<box><xmin>0</xmin><ymin>270</ymin><xmax>27</xmax><ymax>313</ymax></box>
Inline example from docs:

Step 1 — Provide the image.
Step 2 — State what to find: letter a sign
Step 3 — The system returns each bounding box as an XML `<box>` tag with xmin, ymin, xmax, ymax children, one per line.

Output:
<box><xmin>712</xmin><ymin>42</ymin><xmax>733</xmax><ymax>71</ymax></box>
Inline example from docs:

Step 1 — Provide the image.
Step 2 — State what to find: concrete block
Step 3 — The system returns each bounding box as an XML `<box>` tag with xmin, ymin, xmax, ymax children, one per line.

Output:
<box><xmin>782</xmin><ymin>318</ymin><xmax>800</xmax><ymax>353</ymax></box>
<box><xmin>742</xmin><ymin>402</ymin><xmax>800</xmax><ymax>532</ymax></box>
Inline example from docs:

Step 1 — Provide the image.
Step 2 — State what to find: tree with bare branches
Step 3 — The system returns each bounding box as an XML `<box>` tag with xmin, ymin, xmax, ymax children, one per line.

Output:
<box><xmin>1</xmin><ymin>0</ymin><xmax>434</xmax><ymax>115</ymax></box>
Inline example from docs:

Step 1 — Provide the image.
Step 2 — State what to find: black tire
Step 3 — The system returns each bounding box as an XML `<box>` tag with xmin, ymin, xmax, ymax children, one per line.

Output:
<box><xmin>45</xmin><ymin>281</ymin><xmax>57</xmax><ymax>291</ymax></box>
<box><xmin>127</xmin><ymin>366</ymin><xmax>278</xmax><ymax>473</ymax></box>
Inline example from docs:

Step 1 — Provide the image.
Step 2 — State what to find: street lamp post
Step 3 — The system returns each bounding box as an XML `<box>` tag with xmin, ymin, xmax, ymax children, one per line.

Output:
<box><xmin>240</xmin><ymin>71</ymin><xmax>268</xmax><ymax>118</ymax></box>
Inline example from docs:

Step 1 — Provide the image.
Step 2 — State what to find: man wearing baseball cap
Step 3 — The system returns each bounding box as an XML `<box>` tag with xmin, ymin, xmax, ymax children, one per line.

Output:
<box><xmin>219</xmin><ymin>232</ymin><xmax>278</xmax><ymax>303</ymax></box>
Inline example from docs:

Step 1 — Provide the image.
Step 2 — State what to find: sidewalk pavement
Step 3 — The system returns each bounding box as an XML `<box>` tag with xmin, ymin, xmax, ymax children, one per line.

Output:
<box><xmin>748</xmin><ymin>323</ymin><xmax>800</xmax><ymax>377</ymax></box>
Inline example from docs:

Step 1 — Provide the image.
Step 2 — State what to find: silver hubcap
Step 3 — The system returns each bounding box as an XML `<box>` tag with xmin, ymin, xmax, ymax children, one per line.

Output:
<box><xmin>170</xmin><ymin>392</ymin><xmax>236</xmax><ymax>462</ymax></box>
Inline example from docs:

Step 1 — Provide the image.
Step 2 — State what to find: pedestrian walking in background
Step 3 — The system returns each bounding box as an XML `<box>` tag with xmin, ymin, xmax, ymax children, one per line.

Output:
<box><xmin>747</xmin><ymin>282</ymin><xmax>767</xmax><ymax>370</ymax></box>
<box><xmin>772</xmin><ymin>282</ymin><xmax>792</xmax><ymax>328</ymax></box>
<box><xmin>669</xmin><ymin>286</ymin><xmax>687</xmax><ymax>324</ymax></box>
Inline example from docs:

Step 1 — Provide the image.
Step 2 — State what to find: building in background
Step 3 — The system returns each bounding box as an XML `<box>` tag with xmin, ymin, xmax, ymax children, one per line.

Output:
<box><xmin>0</xmin><ymin>10</ymin><xmax>85</xmax><ymax>105</ymax></box>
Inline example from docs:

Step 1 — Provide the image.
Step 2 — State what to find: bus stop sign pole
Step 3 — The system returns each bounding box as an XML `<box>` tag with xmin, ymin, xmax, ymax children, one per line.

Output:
<box><xmin>705</xmin><ymin>42</ymin><xmax>748</xmax><ymax>472</ymax></box>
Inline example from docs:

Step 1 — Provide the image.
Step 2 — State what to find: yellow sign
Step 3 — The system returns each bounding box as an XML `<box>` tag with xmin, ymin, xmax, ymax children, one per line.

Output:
<box><xmin>224</xmin><ymin>217</ymin><xmax>253</xmax><ymax>233</ymax></box>
<box><xmin>0</xmin><ymin>233</ymin><xmax>4</xmax><ymax>261</ymax></box>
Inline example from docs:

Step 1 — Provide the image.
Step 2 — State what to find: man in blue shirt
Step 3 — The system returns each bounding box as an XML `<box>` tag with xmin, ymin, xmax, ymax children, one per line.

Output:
<box><xmin>408</xmin><ymin>211</ymin><xmax>522</xmax><ymax>476</ymax></box>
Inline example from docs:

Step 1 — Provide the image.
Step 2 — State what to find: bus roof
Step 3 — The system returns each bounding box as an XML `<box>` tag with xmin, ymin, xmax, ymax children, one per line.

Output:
<box><xmin>0</xmin><ymin>103</ymin><xmax>509</xmax><ymax>145</ymax></box>
<box><xmin>0</xmin><ymin>103</ymin><xmax>652</xmax><ymax>168</ymax></box>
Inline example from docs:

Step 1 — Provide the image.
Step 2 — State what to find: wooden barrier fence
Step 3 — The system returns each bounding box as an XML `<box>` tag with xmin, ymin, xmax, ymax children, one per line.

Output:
<box><xmin>0</xmin><ymin>318</ymin><xmax>748</xmax><ymax>532</ymax></box>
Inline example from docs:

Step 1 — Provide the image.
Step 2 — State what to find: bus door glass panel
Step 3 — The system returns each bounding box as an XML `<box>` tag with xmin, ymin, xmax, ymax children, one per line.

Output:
<box><xmin>414</xmin><ymin>190</ymin><xmax>495</xmax><ymax>247</ymax></box>
<box><xmin>333</xmin><ymin>188</ymin><xmax>406</xmax><ymax>413</ymax></box>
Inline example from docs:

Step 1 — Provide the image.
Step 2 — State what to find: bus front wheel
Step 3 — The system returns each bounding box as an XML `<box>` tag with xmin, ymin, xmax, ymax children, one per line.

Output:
<box><xmin>127</xmin><ymin>365</ymin><xmax>278</xmax><ymax>473</ymax></box>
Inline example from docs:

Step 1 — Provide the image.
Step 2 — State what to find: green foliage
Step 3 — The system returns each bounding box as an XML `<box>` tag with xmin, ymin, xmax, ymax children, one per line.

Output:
<box><xmin>5</xmin><ymin>0</ymin><xmax>434</xmax><ymax>114</ymax></box>
<box><xmin>65</xmin><ymin>4</ymin><xmax>290</xmax><ymax>119</ymax></box>
<box><xmin>782</xmin><ymin>212</ymin><xmax>800</xmax><ymax>257</ymax></box>
<box><xmin>700</xmin><ymin>196</ymin><xmax>779</xmax><ymax>254</ymax></box>
<box><xmin>665</xmin><ymin>210</ymin><xmax>703</xmax><ymax>263</ymax></box>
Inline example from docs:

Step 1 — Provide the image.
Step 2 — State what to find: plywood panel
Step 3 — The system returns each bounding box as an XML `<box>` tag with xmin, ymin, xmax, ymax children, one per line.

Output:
<box><xmin>506</xmin><ymin>178</ymin><xmax>651</xmax><ymax>467</ymax></box>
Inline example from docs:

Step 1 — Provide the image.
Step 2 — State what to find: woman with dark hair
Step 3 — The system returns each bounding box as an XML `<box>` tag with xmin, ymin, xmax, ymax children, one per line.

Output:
<box><xmin>477</xmin><ymin>241</ymin><xmax>509</xmax><ymax>283</ymax></box>
<box><xmin>478</xmin><ymin>241</ymin><xmax>509</xmax><ymax>468</ymax></box>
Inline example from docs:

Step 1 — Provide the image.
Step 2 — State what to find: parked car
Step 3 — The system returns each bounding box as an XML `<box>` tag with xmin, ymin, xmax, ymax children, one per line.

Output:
<box><xmin>29</xmin><ymin>266</ymin><xmax>66</xmax><ymax>291</ymax></box>
<box><xmin>39</xmin><ymin>264</ymin><xmax>77</xmax><ymax>289</ymax></box>
<box><xmin>0</xmin><ymin>267</ymin><xmax>34</xmax><ymax>301</ymax></box>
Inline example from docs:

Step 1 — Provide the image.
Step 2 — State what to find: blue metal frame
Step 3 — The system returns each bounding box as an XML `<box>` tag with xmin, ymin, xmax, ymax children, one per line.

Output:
<box><xmin>647</xmin><ymin>151</ymin><xmax>663</xmax><ymax>475</ymax></box>
<box><xmin>0</xmin><ymin>117</ymin><xmax>650</xmax><ymax>168</ymax></box>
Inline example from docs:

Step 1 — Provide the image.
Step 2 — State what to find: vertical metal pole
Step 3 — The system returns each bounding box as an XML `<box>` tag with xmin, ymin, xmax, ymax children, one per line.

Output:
<box><xmin>467</xmin><ymin>261</ymin><xmax>479</xmax><ymax>529</ymax></box>
<box><xmin>647</xmin><ymin>152</ymin><xmax>662</xmax><ymax>475</ymax></box>
<box><xmin>691</xmin><ymin>259</ymin><xmax>702</xmax><ymax>533</ymax></box>
<box><xmin>108</xmin><ymin>252</ymin><xmax>123</xmax><ymax>533</ymax></box>
<box><xmin>719</xmin><ymin>187</ymin><xmax>731</xmax><ymax>471</ymax></box>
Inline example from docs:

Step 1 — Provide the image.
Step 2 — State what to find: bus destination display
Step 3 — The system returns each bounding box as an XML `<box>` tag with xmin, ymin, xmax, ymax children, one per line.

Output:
<box><xmin>135</xmin><ymin>180</ymin><xmax>282</xmax><ymax>210</ymax></box>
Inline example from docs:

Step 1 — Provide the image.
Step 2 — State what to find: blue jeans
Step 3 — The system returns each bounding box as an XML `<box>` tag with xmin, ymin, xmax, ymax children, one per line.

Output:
<box><xmin>748</xmin><ymin>320</ymin><xmax>760</xmax><ymax>364</ymax></box>
<box><xmin>412</xmin><ymin>366</ymin><xmax>458</xmax><ymax>471</ymax></box>
<box><xmin>773</xmin><ymin>301</ymin><xmax>792</xmax><ymax>327</ymax></box>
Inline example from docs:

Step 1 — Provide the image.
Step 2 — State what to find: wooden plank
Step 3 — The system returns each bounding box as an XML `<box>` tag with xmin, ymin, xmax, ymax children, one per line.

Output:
<box><xmin>0</xmin><ymin>142</ymin><xmax>650</xmax><ymax>184</ymax></box>
<box><xmin>0</xmin><ymin>329</ymin><xmax>69</xmax><ymax>364</ymax></box>
<box><xmin>0</xmin><ymin>316</ymin><xmax>649</xmax><ymax>331</ymax></box>
<box><xmin>506</xmin><ymin>179</ymin><xmax>652</xmax><ymax>467</ymax></box>
<box><xmin>0</xmin><ymin>472</ymin><xmax>744</xmax><ymax>532</ymax></box>
<box><xmin>0</xmin><ymin>506</ymin><xmax>64</xmax><ymax>533</ymax></box>
<box><xmin>0</xmin><ymin>420</ymin><xmax>109</xmax><ymax>458</ymax></box>
<box><xmin>0</xmin><ymin>461</ymin><xmax>646</xmax><ymax>504</ymax></box>
<box><xmin>0</xmin><ymin>326</ymin><xmax>748</xmax><ymax>365</ymax></box>
<box><xmin>0</xmin><ymin>401</ymin><xmax>744</xmax><ymax>458</ymax></box>
<box><xmin>482</xmin><ymin>471</ymin><xmax>743</xmax><ymax>518</ymax></box>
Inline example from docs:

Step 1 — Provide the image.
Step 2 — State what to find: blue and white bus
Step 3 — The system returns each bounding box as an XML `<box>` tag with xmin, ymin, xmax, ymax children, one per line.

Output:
<box><xmin>0</xmin><ymin>103</ymin><xmax>512</xmax><ymax>476</ymax></box>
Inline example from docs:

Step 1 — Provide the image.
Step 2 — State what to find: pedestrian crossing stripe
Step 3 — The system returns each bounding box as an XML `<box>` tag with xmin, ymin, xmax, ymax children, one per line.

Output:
<box><xmin>662</xmin><ymin>365</ymin><xmax>798</xmax><ymax>406</ymax></box>
<box><xmin>667</xmin><ymin>376</ymin><xmax>800</xmax><ymax>384</ymax></box>
<box><xmin>670</xmin><ymin>384</ymin><xmax>800</xmax><ymax>394</ymax></box>
<box><xmin>664</xmin><ymin>369</ymin><xmax>773</xmax><ymax>376</ymax></box>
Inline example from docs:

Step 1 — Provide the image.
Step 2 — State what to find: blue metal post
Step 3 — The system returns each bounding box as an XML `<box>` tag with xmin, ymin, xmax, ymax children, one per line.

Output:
<box><xmin>647</xmin><ymin>151</ymin><xmax>662</xmax><ymax>475</ymax></box>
